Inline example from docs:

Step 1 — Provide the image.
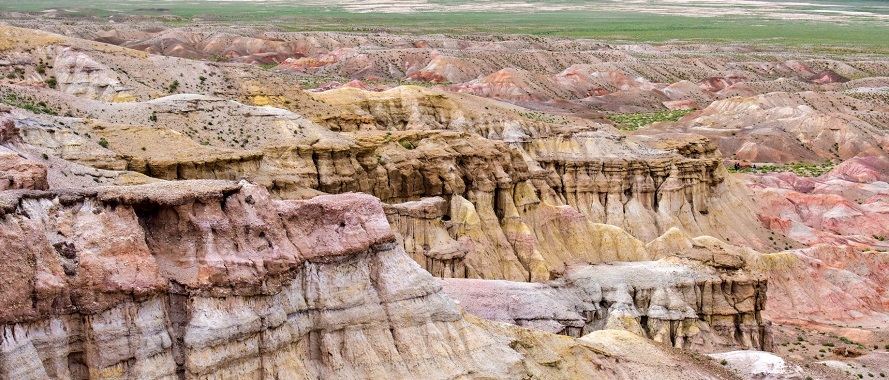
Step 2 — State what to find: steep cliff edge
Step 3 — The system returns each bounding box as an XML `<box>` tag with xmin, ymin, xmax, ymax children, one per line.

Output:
<box><xmin>0</xmin><ymin>180</ymin><xmax>737</xmax><ymax>380</ymax></box>
<box><xmin>442</xmin><ymin>228</ymin><xmax>772</xmax><ymax>353</ymax></box>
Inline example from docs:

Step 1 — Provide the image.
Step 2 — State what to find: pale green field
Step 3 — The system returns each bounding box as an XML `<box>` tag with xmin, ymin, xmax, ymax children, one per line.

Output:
<box><xmin>2</xmin><ymin>0</ymin><xmax>888</xmax><ymax>49</ymax></box>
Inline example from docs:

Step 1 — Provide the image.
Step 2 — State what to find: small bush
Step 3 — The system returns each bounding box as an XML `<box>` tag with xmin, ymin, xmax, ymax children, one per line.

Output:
<box><xmin>98</xmin><ymin>138</ymin><xmax>109</xmax><ymax>148</ymax></box>
<box><xmin>44</xmin><ymin>76</ymin><xmax>57</xmax><ymax>89</ymax></box>
<box><xmin>149</xmin><ymin>112</ymin><xmax>157</xmax><ymax>122</ymax></box>
<box><xmin>720</xmin><ymin>359</ymin><xmax>728</xmax><ymax>365</ymax></box>
<box><xmin>399</xmin><ymin>140</ymin><xmax>415</xmax><ymax>150</ymax></box>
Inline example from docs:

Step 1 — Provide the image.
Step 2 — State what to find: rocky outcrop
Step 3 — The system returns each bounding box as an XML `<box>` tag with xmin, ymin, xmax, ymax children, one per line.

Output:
<box><xmin>0</xmin><ymin>115</ymin><xmax>48</xmax><ymax>190</ymax></box>
<box><xmin>52</xmin><ymin>47</ymin><xmax>134</xmax><ymax>102</ymax></box>
<box><xmin>443</xmin><ymin>255</ymin><xmax>771</xmax><ymax>353</ymax></box>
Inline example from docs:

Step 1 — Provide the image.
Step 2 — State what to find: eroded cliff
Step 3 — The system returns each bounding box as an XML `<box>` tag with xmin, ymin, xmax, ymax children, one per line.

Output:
<box><xmin>1</xmin><ymin>180</ymin><xmax>747</xmax><ymax>380</ymax></box>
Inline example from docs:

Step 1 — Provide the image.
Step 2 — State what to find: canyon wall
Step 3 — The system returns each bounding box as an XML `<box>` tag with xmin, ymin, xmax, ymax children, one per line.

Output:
<box><xmin>0</xmin><ymin>179</ymin><xmax>742</xmax><ymax>379</ymax></box>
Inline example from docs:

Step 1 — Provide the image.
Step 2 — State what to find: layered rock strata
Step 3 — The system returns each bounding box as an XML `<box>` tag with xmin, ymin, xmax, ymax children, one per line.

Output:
<box><xmin>443</xmin><ymin>256</ymin><xmax>771</xmax><ymax>352</ymax></box>
<box><xmin>0</xmin><ymin>179</ymin><xmax>747</xmax><ymax>379</ymax></box>
<box><xmin>0</xmin><ymin>181</ymin><xmax>524</xmax><ymax>379</ymax></box>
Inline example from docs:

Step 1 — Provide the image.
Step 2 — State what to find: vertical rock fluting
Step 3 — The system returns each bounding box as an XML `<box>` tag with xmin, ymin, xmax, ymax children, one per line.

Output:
<box><xmin>0</xmin><ymin>181</ymin><xmax>536</xmax><ymax>379</ymax></box>
<box><xmin>442</xmin><ymin>259</ymin><xmax>772</xmax><ymax>353</ymax></box>
<box><xmin>318</xmin><ymin>132</ymin><xmax>768</xmax><ymax>281</ymax></box>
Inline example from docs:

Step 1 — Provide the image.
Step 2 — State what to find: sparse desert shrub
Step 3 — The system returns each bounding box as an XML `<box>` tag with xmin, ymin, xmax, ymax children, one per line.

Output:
<box><xmin>606</xmin><ymin>109</ymin><xmax>695</xmax><ymax>131</ymax></box>
<box><xmin>98</xmin><ymin>138</ymin><xmax>109</xmax><ymax>148</ymax></box>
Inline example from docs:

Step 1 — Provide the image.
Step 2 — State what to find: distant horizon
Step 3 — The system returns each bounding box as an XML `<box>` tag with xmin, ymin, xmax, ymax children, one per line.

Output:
<box><xmin>2</xmin><ymin>0</ymin><xmax>888</xmax><ymax>49</ymax></box>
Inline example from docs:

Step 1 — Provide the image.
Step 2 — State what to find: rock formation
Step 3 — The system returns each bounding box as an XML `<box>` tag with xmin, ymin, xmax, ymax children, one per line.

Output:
<box><xmin>442</xmin><ymin>228</ymin><xmax>772</xmax><ymax>352</ymax></box>
<box><xmin>0</xmin><ymin>180</ymin><xmax>739</xmax><ymax>379</ymax></box>
<box><xmin>1</xmin><ymin>19</ymin><xmax>888</xmax><ymax>380</ymax></box>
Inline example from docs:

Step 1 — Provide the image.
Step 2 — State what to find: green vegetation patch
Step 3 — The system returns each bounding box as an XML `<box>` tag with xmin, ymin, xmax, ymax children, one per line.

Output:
<box><xmin>3</xmin><ymin>1</ymin><xmax>889</xmax><ymax>50</ymax></box>
<box><xmin>0</xmin><ymin>91</ymin><xmax>57</xmax><ymax>115</ymax></box>
<box><xmin>607</xmin><ymin>109</ymin><xmax>694</xmax><ymax>131</ymax></box>
<box><xmin>729</xmin><ymin>162</ymin><xmax>836</xmax><ymax>177</ymax></box>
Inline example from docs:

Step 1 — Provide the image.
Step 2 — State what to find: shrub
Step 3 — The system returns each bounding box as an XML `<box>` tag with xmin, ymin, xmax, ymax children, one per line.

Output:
<box><xmin>98</xmin><ymin>138</ymin><xmax>109</xmax><ymax>148</ymax></box>
<box><xmin>720</xmin><ymin>359</ymin><xmax>728</xmax><ymax>365</ymax></box>
<box><xmin>44</xmin><ymin>76</ymin><xmax>57</xmax><ymax>89</ymax></box>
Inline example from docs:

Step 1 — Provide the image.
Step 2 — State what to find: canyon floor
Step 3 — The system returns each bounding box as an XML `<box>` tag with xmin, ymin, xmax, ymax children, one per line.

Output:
<box><xmin>0</xmin><ymin>5</ymin><xmax>888</xmax><ymax>380</ymax></box>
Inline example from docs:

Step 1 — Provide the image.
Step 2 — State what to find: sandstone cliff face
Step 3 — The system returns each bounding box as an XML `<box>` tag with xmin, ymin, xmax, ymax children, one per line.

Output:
<box><xmin>0</xmin><ymin>180</ymin><xmax>740</xmax><ymax>380</ymax></box>
<box><xmin>0</xmin><ymin>181</ymin><xmax>517</xmax><ymax>379</ymax></box>
<box><xmin>442</xmin><ymin>234</ymin><xmax>772</xmax><ymax>353</ymax></box>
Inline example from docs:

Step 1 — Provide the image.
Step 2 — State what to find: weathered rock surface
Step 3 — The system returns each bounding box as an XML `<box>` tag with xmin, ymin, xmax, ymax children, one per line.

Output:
<box><xmin>443</xmin><ymin>256</ymin><xmax>771</xmax><ymax>352</ymax></box>
<box><xmin>0</xmin><ymin>180</ymin><xmax>739</xmax><ymax>379</ymax></box>
<box><xmin>745</xmin><ymin>157</ymin><xmax>889</xmax><ymax>334</ymax></box>
<box><xmin>0</xmin><ymin>115</ymin><xmax>48</xmax><ymax>191</ymax></box>
<box><xmin>642</xmin><ymin>91</ymin><xmax>889</xmax><ymax>163</ymax></box>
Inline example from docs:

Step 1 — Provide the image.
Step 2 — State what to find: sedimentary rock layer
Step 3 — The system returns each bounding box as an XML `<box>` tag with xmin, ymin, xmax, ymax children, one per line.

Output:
<box><xmin>443</xmin><ymin>257</ymin><xmax>771</xmax><ymax>353</ymax></box>
<box><xmin>0</xmin><ymin>181</ymin><xmax>520</xmax><ymax>379</ymax></box>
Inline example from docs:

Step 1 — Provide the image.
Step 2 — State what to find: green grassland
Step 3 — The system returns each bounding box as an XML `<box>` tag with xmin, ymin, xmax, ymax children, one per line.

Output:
<box><xmin>728</xmin><ymin>162</ymin><xmax>837</xmax><ymax>177</ymax></box>
<box><xmin>2</xmin><ymin>1</ymin><xmax>888</xmax><ymax>50</ymax></box>
<box><xmin>607</xmin><ymin>109</ymin><xmax>696</xmax><ymax>131</ymax></box>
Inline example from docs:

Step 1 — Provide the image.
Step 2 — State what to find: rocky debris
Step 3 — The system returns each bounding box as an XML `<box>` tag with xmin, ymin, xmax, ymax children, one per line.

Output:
<box><xmin>443</xmin><ymin>257</ymin><xmax>771</xmax><ymax>352</ymax></box>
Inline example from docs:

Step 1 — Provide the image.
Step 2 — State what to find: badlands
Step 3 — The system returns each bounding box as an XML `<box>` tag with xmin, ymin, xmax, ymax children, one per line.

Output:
<box><xmin>0</xmin><ymin>4</ymin><xmax>888</xmax><ymax>380</ymax></box>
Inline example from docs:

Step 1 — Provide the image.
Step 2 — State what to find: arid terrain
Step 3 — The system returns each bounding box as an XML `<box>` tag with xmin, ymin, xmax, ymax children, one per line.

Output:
<box><xmin>1</xmin><ymin>4</ymin><xmax>888</xmax><ymax>379</ymax></box>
